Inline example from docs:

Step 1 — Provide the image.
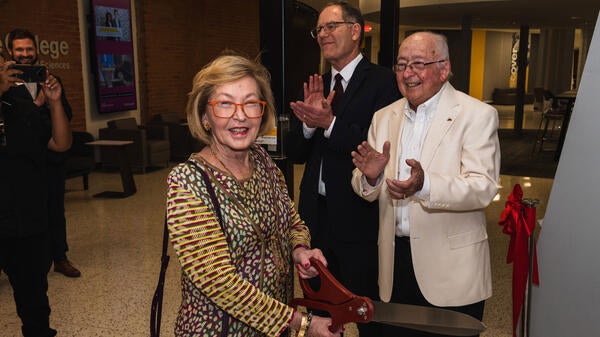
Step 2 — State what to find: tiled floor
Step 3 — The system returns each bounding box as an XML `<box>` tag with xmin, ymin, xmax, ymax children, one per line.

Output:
<box><xmin>495</xmin><ymin>104</ymin><xmax>542</xmax><ymax>130</ymax></box>
<box><xmin>0</xmin><ymin>161</ymin><xmax>553</xmax><ymax>337</ymax></box>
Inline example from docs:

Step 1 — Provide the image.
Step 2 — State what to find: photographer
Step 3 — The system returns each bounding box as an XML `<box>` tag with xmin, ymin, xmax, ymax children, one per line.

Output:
<box><xmin>0</xmin><ymin>28</ymin><xmax>71</xmax><ymax>337</ymax></box>
<box><xmin>5</xmin><ymin>28</ymin><xmax>80</xmax><ymax>279</ymax></box>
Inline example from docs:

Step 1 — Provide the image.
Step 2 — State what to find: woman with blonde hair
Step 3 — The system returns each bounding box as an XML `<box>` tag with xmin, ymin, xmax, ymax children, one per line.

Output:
<box><xmin>166</xmin><ymin>52</ymin><xmax>341</xmax><ymax>337</ymax></box>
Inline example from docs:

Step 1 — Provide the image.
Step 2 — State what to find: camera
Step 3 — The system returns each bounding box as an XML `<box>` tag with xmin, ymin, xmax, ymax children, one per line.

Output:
<box><xmin>8</xmin><ymin>64</ymin><xmax>47</xmax><ymax>83</ymax></box>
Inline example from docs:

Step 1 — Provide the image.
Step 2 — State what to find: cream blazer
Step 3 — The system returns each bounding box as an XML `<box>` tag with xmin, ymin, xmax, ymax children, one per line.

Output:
<box><xmin>351</xmin><ymin>84</ymin><xmax>500</xmax><ymax>306</ymax></box>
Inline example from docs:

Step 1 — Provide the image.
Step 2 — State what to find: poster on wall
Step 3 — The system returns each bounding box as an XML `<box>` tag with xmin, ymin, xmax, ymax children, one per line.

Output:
<box><xmin>508</xmin><ymin>32</ymin><xmax>531</xmax><ymax>89</ymax></box>
<box><xmin>91</xmin><ymin>0</ymin><xmax>137</xmax><ymax>113</ymax></box>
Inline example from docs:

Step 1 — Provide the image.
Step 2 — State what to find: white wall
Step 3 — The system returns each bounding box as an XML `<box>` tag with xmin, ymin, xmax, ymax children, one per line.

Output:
<box><xmin>483</xmin><ymin>31</ymin><xmax>513</xmax><ymax>100</ymax></box>
<box><xmin>530</xmin><ymin>13</ymin><xmax>600</xmax><ymax>337</ymax></box>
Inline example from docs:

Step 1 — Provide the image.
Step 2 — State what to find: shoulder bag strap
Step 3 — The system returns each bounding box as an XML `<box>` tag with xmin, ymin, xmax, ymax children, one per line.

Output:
<box><xmin>196</xmin><ymin>163</ymin><xmax>223</xmax><ymax>224</ymax></box>
<box><xmin>187</xmin><ymin>160</ymin><xmax>230</xmax><ymax>335</ymax></box>
<box><xmin>149</xmin><ymin>161</ymin><xmax>223</xmax><ymax>337</ymax></box>
<box><xmin>150</xmin><ymin>217</ymin><xmax>169</xmax><ymax>337</ymax></box>
<box><xmin>150</xmin><ymin>161</ymin><xmax>226</xmax><ymax>337</ymax></box>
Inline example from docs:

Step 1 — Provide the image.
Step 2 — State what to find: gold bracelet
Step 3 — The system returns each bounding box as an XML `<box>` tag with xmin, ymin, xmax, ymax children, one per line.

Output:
<box><xmin>305</xmin><ymin>311</ymin><xmax>313</xmax><ymax>335</ymax></box>
<box><xmin>296</xmin><ymin>312</ymin><xmax>308</xmax><ymax>337</ymax></box>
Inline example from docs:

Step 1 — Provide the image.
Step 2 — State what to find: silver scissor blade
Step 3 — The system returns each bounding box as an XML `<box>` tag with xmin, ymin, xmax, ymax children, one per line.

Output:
<box><xmin>371</xmin><ymin>301</ymin><xmax>487</xmax><ymax>336</ymax></box>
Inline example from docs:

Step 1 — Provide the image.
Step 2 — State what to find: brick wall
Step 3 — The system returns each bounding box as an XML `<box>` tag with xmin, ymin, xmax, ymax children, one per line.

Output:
<box><xmin>1</xmin><ymin>0</ymin><xmax>260</xmax><ymax>128</ymax></box>
<box><xmin>0</xmin><ymin>0</ymin><xmax>87</xmax><ymax>131</ymax></box>
<box><xmin>138</xmin><ymin>0</ymin><xmax>260</xmax><ymax>122</ymax></box>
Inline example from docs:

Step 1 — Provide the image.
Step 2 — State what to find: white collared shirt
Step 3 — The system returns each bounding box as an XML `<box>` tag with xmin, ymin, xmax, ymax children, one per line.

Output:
<box><xmin>15</xmin><ymin>82</ymin><xmax>38</xmax><ymax>100</ymax></box>
<box><xmin>303</xmin><ymin>53</ymin><xmax>364</xmax><ymax>196</ymax></box>
<box><xmin>24</xmin><ymin>83</ymin><xmax>38</xmax><ymax>99</ymax></box>
<box><xmin>394</xmin><ymin>82</ymin><xmax>448</xmax><ymax>236</ymax></box>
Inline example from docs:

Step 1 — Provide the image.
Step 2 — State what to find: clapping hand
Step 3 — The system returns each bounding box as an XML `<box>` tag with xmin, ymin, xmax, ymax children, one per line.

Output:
<box><xmin>351</xmin><ymin>140</ymin><xmax>391</xmax><ymax>186</ymax></box>
<box><xmin>290</xmin><ymin>74</ymin><xmax>335</xmax><ymax>129</ymax></box>
<box><xmin>386</xmin><ymin>159</ymin><xmax>424</xmax><ymax>200</ymax></box>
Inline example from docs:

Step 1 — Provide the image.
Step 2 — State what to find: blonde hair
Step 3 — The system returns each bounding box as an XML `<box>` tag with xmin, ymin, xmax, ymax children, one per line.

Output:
<box><xmin>186</xmin><ymin>52</ymin><xmax>276</xmax><ymax>145</ymax></box>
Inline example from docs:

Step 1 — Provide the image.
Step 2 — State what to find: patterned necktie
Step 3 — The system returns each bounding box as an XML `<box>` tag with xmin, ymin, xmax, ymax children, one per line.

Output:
<box><xmin>331</xmin><ymin>73</ymin><xmax>344</xmax><ymax>114</ymax></box>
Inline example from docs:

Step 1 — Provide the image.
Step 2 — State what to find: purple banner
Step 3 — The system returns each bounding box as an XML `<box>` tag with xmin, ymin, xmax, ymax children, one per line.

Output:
<box><xmin>92</xmin><ymin>0</ymin><xmax>137</xmax><ymax>113</ymax></box>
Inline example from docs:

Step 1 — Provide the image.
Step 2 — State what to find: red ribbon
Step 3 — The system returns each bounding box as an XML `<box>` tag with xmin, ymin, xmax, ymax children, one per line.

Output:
<box><xmin>498</xmin><ymin>184</ymin><xmax>540</xmax><ymax>337</ymax></box>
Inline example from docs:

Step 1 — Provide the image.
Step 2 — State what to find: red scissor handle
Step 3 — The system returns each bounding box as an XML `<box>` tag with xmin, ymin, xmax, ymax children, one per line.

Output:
<box><xmin>291</xmin><ymin>257</ymin><xmax>374</xmax><ymax>332</ymax></box>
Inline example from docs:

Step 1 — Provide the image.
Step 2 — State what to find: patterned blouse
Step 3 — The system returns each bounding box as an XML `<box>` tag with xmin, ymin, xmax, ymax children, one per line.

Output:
<box><xmin>166</xmin><ymin>145</ymin><xmax>310</xmax><ymax>337</ymax></box>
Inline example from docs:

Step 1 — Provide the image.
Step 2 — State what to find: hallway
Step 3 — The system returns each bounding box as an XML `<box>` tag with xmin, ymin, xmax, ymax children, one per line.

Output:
<box><xmin>495</xmin><ymin>103</ymin><xmax>541</xmax><ymax>130</ymax></box>
<box><xmin>0</xmin><ymin>165</ymin><xmax>552</xmax><ymax>337</ymax></box>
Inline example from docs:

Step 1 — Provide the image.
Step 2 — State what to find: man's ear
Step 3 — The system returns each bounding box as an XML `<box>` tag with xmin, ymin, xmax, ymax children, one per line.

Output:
<box><xmin>440</xmin><ymin>60</ymin><xmax>452</xmax><ymax>82</ymax></box>
<box><xmin>351</xmin><ymin>23</ymin><xmax>361</xmax><ymax>41</ymax></box>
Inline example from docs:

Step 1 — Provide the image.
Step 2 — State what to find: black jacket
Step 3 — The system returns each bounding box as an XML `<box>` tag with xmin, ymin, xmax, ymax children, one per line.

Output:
<box><xmin>0</xmin><ymin>85</ymin><xmax>53</xmax><ymax>237</ymax></box>
<box><xmin>288</xmin><ymin>58</ymin><xmax>400</xmax><ymax>242</ymax></box>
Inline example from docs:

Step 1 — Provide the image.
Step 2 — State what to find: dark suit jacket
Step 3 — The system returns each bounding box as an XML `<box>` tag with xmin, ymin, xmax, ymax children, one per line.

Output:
<box><xmin>288</xmin><ymin>57</ymin><xmax>400</xmax><ymax>243</ymax></box>
<box><xmin>0</xmin><ymin>85</ymin><xmax>52</xmax><ymax>237</ymax></box>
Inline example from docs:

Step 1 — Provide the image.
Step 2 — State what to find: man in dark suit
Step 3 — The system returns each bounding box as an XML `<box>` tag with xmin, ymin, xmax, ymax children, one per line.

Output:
<box><xmin>289</xmin><ymin>1</ymin><xmax>400</xmax><ymax>335</ymax></box>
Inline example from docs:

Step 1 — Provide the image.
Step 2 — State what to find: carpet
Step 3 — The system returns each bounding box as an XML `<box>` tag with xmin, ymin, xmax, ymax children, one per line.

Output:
<box><xmin>498</xmin><ymin>129</ymin><xmax>558</xmax><ymax>179</ymax></box>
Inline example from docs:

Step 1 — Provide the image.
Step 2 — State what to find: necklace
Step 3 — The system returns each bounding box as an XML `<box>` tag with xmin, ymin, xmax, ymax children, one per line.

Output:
<box><xmin>209</xmin><ymin>145</ymin><xmax>253</xmax><ymax>199</ymax></box>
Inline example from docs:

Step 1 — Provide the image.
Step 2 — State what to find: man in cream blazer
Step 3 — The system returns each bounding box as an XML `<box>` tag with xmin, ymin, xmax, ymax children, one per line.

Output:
<box><xmin>351</xmin><ymin>31</ymin><xmax>500</xmax><ymax>336</ymax></box>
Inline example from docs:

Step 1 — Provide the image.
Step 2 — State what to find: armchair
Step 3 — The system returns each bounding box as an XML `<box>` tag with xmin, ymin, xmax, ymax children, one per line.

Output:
<box><xmin>98</xmin><ymin>117</ymin><xmax>170</xmax><ymax>173</ymax></box>
<box><xmin>150</xmin><ymin>112</ymin><xmax>203</xmax><ymax>162</ymax></box>
<box><xmin>533</xmin><ymin>87</ymin><xmax>554</xmax><ymax>112</ymax></box>
<box><xmin>65</xmin><ymin>131</ymin><xmax>96</xmax><ymax>190</ymax></box>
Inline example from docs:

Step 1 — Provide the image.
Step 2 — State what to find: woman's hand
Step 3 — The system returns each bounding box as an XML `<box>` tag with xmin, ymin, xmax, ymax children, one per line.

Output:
<box><xmin>292</xmin><ymin>246</ymin><xmax>327</xmax><ymax>279</ymax></box>
<box><xmin>309</xmin><ymin>315</ymin><xmax>343</xmax><ymax>337</ymax></box>
<box><xmin>290</xmin><ymin>311</ymin><xmax>342</xmax><ymax>337</ymax></box>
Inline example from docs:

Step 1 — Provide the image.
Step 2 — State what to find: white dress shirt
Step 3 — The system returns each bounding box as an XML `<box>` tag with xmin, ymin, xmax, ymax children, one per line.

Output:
<box><xmin>16</xmin><ymin>82</ymin><xmax>38</xmax><ymax>100</ymax></box>
<box><xmin>394</xmin><ymin>82</ymin><xmax>448</xmax><ymax>236</ymax></box>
